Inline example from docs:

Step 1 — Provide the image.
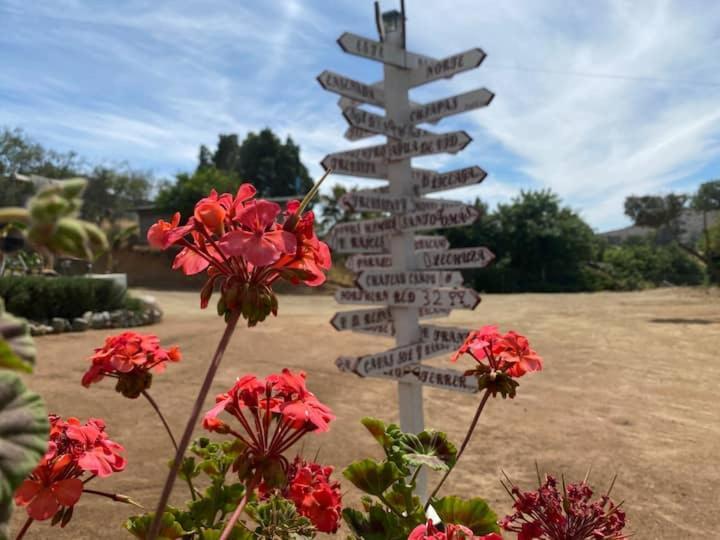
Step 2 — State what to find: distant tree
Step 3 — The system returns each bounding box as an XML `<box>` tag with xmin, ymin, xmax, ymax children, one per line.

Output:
<box><xmin>155</xmin><ymin>167</ymin><xmax>240</xmax><ymax>219</ymax></box>
<box><xmin>318</xmin><ymin>184</ymin><xmax>349</xmax><ymax>235</ymax></box>
<box><xmin>81</xmin><ymin>165</ymin><xmax>154</xmax><ymax>224</ymax></box>
<box><xmin>204</xmin><ymin>129</ymin><xmax>313</xmax><ymax>197</ymax></box>
<box><xmin>0</xmin><ymin>127</ymin><xmax>83</xmax><ymax>205</ymax></box>
<box><xmin>625</xmin><ymin>183</ymin><xmax>720</xmax><ymax>282</ymax></box>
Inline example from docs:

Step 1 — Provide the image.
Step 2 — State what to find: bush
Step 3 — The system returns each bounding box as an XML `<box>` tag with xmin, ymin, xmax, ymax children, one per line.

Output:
<box><xmin>600</xmin><ymin>240</ymin><xmax>704</xmax><ymax>289</ymax></box>
<box><xmin>0</xmin><ymin>276</ymin><xmax>126</xmax><ymax>320</ymax></box>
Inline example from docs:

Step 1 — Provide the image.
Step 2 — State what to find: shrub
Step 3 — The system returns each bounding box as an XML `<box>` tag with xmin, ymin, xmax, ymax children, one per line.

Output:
<box><xmin>0</xmin><ymin>276</ymin><xmax>126</xmax><ymax>320</ymax></box>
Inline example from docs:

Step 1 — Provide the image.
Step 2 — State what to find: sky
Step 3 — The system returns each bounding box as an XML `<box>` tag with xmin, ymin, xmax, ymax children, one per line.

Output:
<box><xmin>1</xmin><ymin>0</ymin><xmax>719</xmax><ymax>231</ymax></box>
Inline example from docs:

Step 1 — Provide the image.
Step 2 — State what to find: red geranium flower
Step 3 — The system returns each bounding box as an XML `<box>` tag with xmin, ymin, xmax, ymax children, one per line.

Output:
<box><xmin>14</xmin><ymin>415</ymin><xmax>125</xmax><ymax>524</ymax></box>
<box><xmin>146</xmin><ymin>181</ymin><xmax>331</xmax><ymax>326</ymax></box>
<box><xmin>260</xmin><ymin>457</ymin><xmax>342</xmax><ymax>533</ymax></box>
<box><xmin>202</xmin><ymin>369</ymin><xmax>334</xmax><ymax>485</ymax></box>
<box><xmin>408</xmin><ymin>520</ymin><xmax>503</xmax><ymax>540</ymax></box>
<box><xmin>81</xmin><ymin>332</ymin><xmax>181</xmax><ymax>398</ymax></box>
<box><xmin>500</xmin><ymin>474</ymin><xmax>627</xmax><ymax>540</ymax></box>
<box><xmin>451</xmin><ymin>326</ymin><xmax>542</xmax><ymax>398</ymax></box>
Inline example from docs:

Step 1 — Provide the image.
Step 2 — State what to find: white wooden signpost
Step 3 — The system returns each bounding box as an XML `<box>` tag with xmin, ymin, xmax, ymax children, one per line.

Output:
<box><xmin>320</xmin><ymin>5</ymin><xmax>495</xmax><ymax>495</ymax></box>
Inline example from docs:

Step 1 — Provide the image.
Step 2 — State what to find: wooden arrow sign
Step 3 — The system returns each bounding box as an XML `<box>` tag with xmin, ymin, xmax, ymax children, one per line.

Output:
<box><xmin>354</xmin><ymin>340</ymin><xmax>455</xmax><ymax>377</ymax></box>
<box><xmin>344</xmin><ymin>126</ymin><xmax>376</xmax><ymax>141</ymax></box>
<box><xmin>419</xmin><ymin>247</ymin><xmax>495</xmax><ymax>269</ymax></box>
<box><xmin>337</xmin><ymin>32</ymin><xmax>435</xmax><ymax>69</ymax></box>
<box><xmin>345</xmin><ymin>254</ymin><xmax>393</xmax><ymax>272</ymax></box>
<box><xmin>317</xmin><ymin>70</ymin><xmax>385</xmax><ymax>107</ymax></box>
<box><xmin>331</xmin><ymin>216</ymin><xmax>395</xmax><ymax>237</ymax></box>
<box><xmin>410</xmin><ymin>88</ymin><xmax>494</xmax><ymax>125</ymax></box>
<box><xmin>410</xmin><ymin>166</ymin><xmax>487</xmax><ymax>195</ymax></box>
<box><xmin>414</xmin><ymin>235</ymin><xmax>450</xmax><ymax>251</ymax></box>
<box><xmin>330</xmin><ymin>306</ymin><xmax>450</xmax><ymax>331</ymax></box>
<box><xmin>334</xmin><ymin>287</ymin><xmax>481</xmax><ymax>310</ymax></box>
<box><xmin>329</xmin><ymin>130</ymin><xmax>471</xmax><ymax>164</ymax></box>
<box><xmin>367</xmin><ymin>364</ymin><xmax>478</xmax><ymax>394</ymax></box>
<box><xmin>344</xmin><ymin>107</ymin><xmax>433</xmax><ymax>140</ymax></box>
<box><xmin>397</xmin><ymin>204</ymin><xmax>480</xmax><ymax>232</ymax></box>
<box><xmin>387</xmin><ymin>131</ymin><xmax>472</xmax><ymax>161</ymax></box>
<box><xmin>408</xmin><ymin>48</ymin><xmax>486</xmax><ymax>87</ymax></box>
<box><xmin>419</xmin><ymin>325</ymin><xmax>471</xmax><ymax>347</ymax></box>
<box><xmin>329</xmin><ymin>232</ymin><xmax>450</xmax><ymax>254</ymax></box>
<box><xmin>340</xmin><ymin>191</ymin><xmax>413</xmax><ymax>213</ymax></box>
<box><xmin>320</xmin><ymin>154</ymin><xmax>387</xmax><ymax>179</ymax></box>
<box><xmin>356</xmin><ymin>270</ymin><xmax>462</xmax><ymax>290</ymax></box>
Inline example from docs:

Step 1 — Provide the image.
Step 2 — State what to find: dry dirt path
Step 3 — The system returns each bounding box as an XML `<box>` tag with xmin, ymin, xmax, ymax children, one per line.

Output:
<box><xmin>12</xmin><ymin>287</ymin><xmax>719</xmax><ymax>539</ymax></box>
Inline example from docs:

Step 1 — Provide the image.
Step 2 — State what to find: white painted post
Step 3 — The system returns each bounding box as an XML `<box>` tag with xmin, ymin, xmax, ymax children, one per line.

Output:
<box><xmin>381</xmin><ymin>11</ymin><xmax>427</xmax><ymax>498</ymax></box>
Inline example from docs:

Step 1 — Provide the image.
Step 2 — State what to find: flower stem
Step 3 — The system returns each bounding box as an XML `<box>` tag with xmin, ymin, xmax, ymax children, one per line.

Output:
<box><xmin>83</xmin><ymin>488</ymin><xmax>144</xmax><ymax>508</ymax></box>
<box><xmin>424</xmin><ymin>389</ymin><xmax>492</xmax><ymax>509</ymax></box>
<box><xmin>15</xmin><ymin>517</ymin><xmax>33</xmax><ymax>540</ymax></box>
<box><xmin>141</xmin><ymin>389</ymin><xmax>197</xmax><ymax>501</ymax></box>
<box><xmin>219</xmin><ymin>474</ymin><xmax>259</xmax><ymax>540</ymax></box>
<box><xmin>147</xmin><ymin>310</ymin><xmax>241</xmax><ymax>540</ymax></box>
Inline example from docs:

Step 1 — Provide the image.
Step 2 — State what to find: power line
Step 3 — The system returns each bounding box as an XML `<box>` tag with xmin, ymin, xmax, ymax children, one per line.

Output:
<box><xmin>485</xmin><ymin>64</ymin><xmax>720</xmax><ymax>88</ymax></box>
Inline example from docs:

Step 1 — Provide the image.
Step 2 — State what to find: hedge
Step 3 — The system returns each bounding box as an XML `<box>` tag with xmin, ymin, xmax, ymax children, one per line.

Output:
<box><xmin>0</xmin><ymin>276</ymin><xmax>126</xmax><ymax>321</ymax></box>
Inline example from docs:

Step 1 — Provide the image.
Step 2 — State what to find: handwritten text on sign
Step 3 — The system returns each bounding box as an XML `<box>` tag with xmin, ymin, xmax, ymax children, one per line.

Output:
<box><xmin>369</xmin><ymin>364</ymin><xmax>478</xmax><ymax>394</ymax></box>
<box><xmin>330</xmin><ymin>306</ymin><xmax>450</xmax><ymax>331</ymax></box>
<box><xmin>355</xmin><ymin>340</ymin><xmax>455</xmax><ymax>377</ymax></box>
<box><xmin>335</xmin><ymin>287</ymin><xmax>481</xmax><ymax>310</ymax></box>
<box><xmin>355</xmin><ymin>270</ymin><xmax>462</xmax><ymax>290</ymax></box>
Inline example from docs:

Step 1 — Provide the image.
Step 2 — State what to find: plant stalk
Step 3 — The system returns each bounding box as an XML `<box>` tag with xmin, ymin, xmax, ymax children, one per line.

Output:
<box><xmin>219</xmin><ymin>474</ymin><xmax>259</xmax><ymax>540</ymax></box>
<box><xmin>425</xmin><ymin>389</ymin><xmax>491</xmax><ymax>509</ymax></box>
<box><xmin>15</xmin><ymin>517</ymin><xmax>33</xmax><ymax>540</ymax></box>
<box><xmin>147</xmin><ymin>310</ymin><xmax>241</xmax><ymax>540</ymax></box>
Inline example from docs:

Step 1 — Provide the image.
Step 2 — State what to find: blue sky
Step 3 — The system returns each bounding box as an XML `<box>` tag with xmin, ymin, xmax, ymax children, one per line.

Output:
<box><xmin>2</xmin><ymin>0</ymin><xmax>719</xmax><ymax>231</ymax></box>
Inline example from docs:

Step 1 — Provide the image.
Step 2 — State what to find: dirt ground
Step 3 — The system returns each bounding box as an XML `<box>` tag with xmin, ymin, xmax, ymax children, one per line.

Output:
<box><xmin>11</xmin><ymin>287</ymin><xmax>720</xmax><ymax>539</ymax></box>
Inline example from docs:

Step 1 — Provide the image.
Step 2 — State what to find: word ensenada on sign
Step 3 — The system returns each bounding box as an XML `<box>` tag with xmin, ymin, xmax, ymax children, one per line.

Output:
<box><xmin>337</xmin><ymin>32</ymin><xmax>434</xmax><ymax>69</ymax></box>
<box><xmin>316</xmin><ymin>70</ymin><xmax>384</xmax><ymax>107</ymax></box>
<box><xmin>409</xmin><ymin>89</ymin><xmax>494</xmax><ymax>125</ymax></box>
<box><xmin>330</xmin><ymin>306</ymin><xmax>451</xmax><ymax>332</ymax></box>
<box><xmin>344</xmin><ymin>107</ymin><xmax>433</xmax><ymax>140</ymax></box>
<box><xmin>420</xmin><ymin>246</ymin><xmax>495</xmax><ymax>269</ymax></box>
<box><xmin>354</xmin><ymin>340</ymin><xmax>455</xmax><ymax>377</ymax></box>
<box><xmin>368</xmin><ymin>364</ymin><xmax>478</xmax><ymax>394</ymax></box>
<box><xmin>320</xmin><ymin>154</ymin><xmax>387</xmax><ymax>179</ymax></box>
<box><xmin>335</xmin><ymin>287</ymin><xmax>481</xmax><ymax>310</ymax></box>
<box><xmin>408</xmin><ymin>48</ymin><xmax>486</xmax><ymax>87</ymax></box>
<box><xmin>355</xmin><ymin>270</ymin><xmax>462</xmax><ymax>290</ymax></box>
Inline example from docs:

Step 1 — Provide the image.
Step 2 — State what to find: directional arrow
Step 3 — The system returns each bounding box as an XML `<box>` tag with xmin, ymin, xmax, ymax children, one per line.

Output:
<box><xmin>337</xmin><ymin>32</ymin><xmax>435</xmax><ymax>69</ymax></box>
<box><xmin>317</xmin><ymin>70</ymin><xmax>384</xmax><ymax>107</ymax></box>
<box><xmin>331</xmin><ymin>216</ymin><xmax>396</xmax><ymax>237</ymax></box>
<box><xmin>340</xmin><ymin>191</ymin><xmax>413</xmax><ymax>213</ymax></box>
<box><xmin>329</xmin><ymin>233</ymin><xmax>450</xmax><ymax>255</ymax></box>
<box><xmin>356</xmin><ymin>270</ymin><xmax>462</xmax><ymax>290</ymax></box>
<box><xmin>409</xmin><ymin>166</ymin><xmax>487</xmax><ymax>195</ymax></box>
<box><xmin>419</xmin><ymin>247</ymin><xmax>495</xmax><ymax>269</ymax></box>
<box><xmin>344</xmin><ymin>126</ymin><xmax>376</xmax><ymax>141</ymax></box>
<box><xmin>328</xmin><ymin>131</ymin><xmax>472</xmax><ymax>165</ymax></box>
<box><xmin>354</xmin><ymin>340</ymin><xmax>455</xmax><ymax>377</ymax></box>
<box><xmin>367</xmin><ymin>364</ymin><xmax>478</xmax><ymax>394</ymax></box>
<box><xmin>330</xmin><ymin>306</ymin><xmax>450</xmax><ymax>331</ymax></box>
<box><xmin>320</xmin><ymin>154</ymin><xmax>387</xmax><ymax>179</ymax></box>
<box><xmin>409</xmin><ymin>88</ymin><xmax>495</xmax><ymax>125</ymax></box>
<box><xmin>396</xmin><ymin>204</ymin><xmax>480</xmax><ymax>232</ymax></box>
<box><xmin>343</xmin><ymin>107</ymin><xmax>433</xmax><ymax>140</ymax></box>
<box><xmin>334</xmin><ymin>287</ymin><xmax>481</xmax><ymax>310</ymax></box>
<box><xmin>408</xmin><ymin>48</ymin><xmax>487</xmax><ymax>87</ymax></box>
<box><xmin>345</xmin><ymin>254</ymin><xmax>393</xmax><ymax>272</ymax></box>
<box><xmin>419</xmin><ymin>325</ymin><xmax>471</xmax><ymax>347</ymax></box>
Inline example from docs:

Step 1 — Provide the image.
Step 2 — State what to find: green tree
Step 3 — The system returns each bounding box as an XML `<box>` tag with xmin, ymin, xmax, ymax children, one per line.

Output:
<box><xmin>81</xmin><ymin>165</ymin><xmax>154</xmax><ymax>224</ymax></box>
<box><xmin>691</xmin><ymin>179</ymin><xmax>720</xmax><ymax>281</ymax></box>
<box><xmin>0</xmin><ymin>127</ymin><xmax>82</xmax><ymax>205</ymax></box>
<box><xmin>318</xmin><ymin>184</ymin><xmax>349</xmax><ymax>235</ymax></box>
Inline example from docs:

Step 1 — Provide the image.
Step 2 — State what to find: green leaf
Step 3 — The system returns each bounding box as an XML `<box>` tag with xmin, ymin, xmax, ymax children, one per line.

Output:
<box><xmin>361</xmin><ymin>417</ymin><xmax>391</xmax><ymax>449</ymax></box>
<box><xmin>0</xmin><ymin>300</ymin><xmax>35</xmax><ymax>373</ymax></box>
<box><xmin>400</xmin><ymin>430</ymin><xmax>457</xmax><ymax>472</ymax></box>
<box><xmin>342</xmin><ymin>505</ymin><xmax>409</xmax><ymax>540</ymax></box>
<box><xmin>0</xmin><ymin>372</ymin><xmax>49</xmax><ymax>537</ymax></box>
<box><xmin>432</xmin><ymin>496</ymin><xmax>500</xmax><ymax>535</ymax></box>
<box><xmin>124</xmin><ymin>510</ymin><xmax>193</xmax><ymax>539</ymax></box>
<box><xmin>246</xmin><ymin>495</ymin><xmax>316</xmax><ymax>539</ymax></box>
<box><xmin>343</xmin><ymin>459</ymin><xmax>403</xmax><ymax>497</ymax></box>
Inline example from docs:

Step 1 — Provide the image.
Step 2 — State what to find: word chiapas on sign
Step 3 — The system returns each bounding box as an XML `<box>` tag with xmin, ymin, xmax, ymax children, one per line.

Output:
<box><xmin>321</xmin><ymin>8</ymin><xmax>495</xmax><ymax>418</ymax></box>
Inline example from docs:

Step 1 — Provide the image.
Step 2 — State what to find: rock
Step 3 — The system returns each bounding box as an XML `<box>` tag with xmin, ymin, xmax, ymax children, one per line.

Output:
<box><xmin>30</xmin><ymin>323</ymin><xmax>47</xmax><ymax>336</ymax></box>
<box><xmin>139</xmin><ymin>295</ymin><xmax>163</xmax><ymax>321</ymax></box>
<box><xmin>90</xmin><ymin>312</ymin><xmax>109</xmax><ymax>329</ymax></box>
<box><xmin>51</xmin><ymin>317</ymin><xmax>67</xmax><ymax>333</ymax></box>
<box><xmin>71</xmin><ymin>318</ymin><xmax>89</xmax><ymax>332</ymax></box>
<box><xmin>110</xmin><ymin>310</ymin><xmax>125</xmax><ymax>323</ymax></box>
<box><xmin>82</xmin><ymin>311</ymin><xmax>93</xmax><ymax>322</ymax></box>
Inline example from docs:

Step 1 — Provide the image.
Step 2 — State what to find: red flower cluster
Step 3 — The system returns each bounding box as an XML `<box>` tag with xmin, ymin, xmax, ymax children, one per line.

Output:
<box><xmin>500</xmin><ymin>475</ymin><xmax>627</xmax><ymax>540</ymax></box>
<box><xmin>147</xmin><ymin>184</ymin><xmax>331</xmax><ymax>325</ymax></box>
<box><xmin>452</xmin><ymin>326</ymin><xmax>542</xmax><ymax>397</ymax></box>
<box><xmin>81</xmin><ymin>331</ymin><xmax>181</xmax><ymax>398</ymax></box>
<box><xmin>408</xmin><ymin>520</ymin><xmax>503</xmax><ymax>540</ymax></box>
<box><xmin>203</xmin><ymin>369</ymin><xmax>334</xmax><ymax>484</ymax></box>
<box><xmin>14</xmin><ymin>415</ymin><xmax>126</xmax><ymax>523</ymax></box>
<box><xmin>263</xmin><ymin>457</ymin><xmax>342</xmax><ymax>533</ymax></box>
